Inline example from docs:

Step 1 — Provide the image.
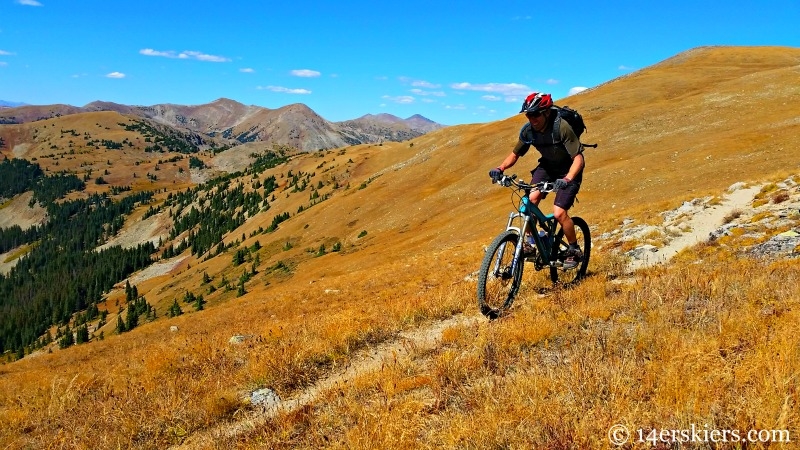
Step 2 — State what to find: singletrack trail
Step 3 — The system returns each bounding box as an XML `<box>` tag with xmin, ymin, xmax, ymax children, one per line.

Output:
<box><xmin>175</xmin><ymin>314</ymin><xmax>481</xmax><ymax>449</ymax></box>
<box><xmin>627</xmin><ymin>185</ymin><xmax>762</xmax><ymax>271</ymax></box>
<box><xmin>177</xmin><ymin>185</ymin><xmax>765</xmax><ymax>448</ymax></box>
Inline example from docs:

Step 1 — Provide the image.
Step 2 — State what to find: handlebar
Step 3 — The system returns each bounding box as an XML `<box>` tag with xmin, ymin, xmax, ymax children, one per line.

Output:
<box><xmin>493</xmin><ymin>174</ymin><xmax>557</xmax><ymax>193</ymax></box>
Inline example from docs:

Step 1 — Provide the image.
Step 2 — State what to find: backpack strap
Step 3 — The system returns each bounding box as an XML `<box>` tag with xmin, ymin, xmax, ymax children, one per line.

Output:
<box><xmin>551</xmin><ymin>113</ymin><xmax>562</xmax><ymax>145</ymax></box>
<box><xmin>518</xmin><ymin>122</ymin><xmax>533</xmax><ymax>144</ymax></box>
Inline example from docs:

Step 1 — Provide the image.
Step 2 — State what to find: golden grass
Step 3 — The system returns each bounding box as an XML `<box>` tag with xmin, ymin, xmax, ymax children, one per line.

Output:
<box><xmin>6</xmin><ymin>240</ymin><xmax>798</xmax><ymax>449</ymax></box>
<box><xmin>0</xmin><ymin>250</ymin><xmax>474</xmax><ymax>449</ymax></box>
<box><xmin>2</xmin><ymin>46</ymin><xmax>800</xmax><ymax>449</ymax></box>
<box><xmin>221</xmin><ymin>248</ymin><xmax>800</xmax><ymax>450</ymax></box>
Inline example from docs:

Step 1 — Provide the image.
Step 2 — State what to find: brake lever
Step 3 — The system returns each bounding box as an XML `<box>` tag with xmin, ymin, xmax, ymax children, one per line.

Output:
<box><xmin>501</xmin><ymin>174</ymin><xmax>516</xmax><ymax>187</ymax></box>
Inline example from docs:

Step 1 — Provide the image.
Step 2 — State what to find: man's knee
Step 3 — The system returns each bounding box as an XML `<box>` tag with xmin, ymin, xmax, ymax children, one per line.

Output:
<box><xmin>553</xmin><ymin>206</ymin><xmax>569</xmax><ymax>222</ymax></box>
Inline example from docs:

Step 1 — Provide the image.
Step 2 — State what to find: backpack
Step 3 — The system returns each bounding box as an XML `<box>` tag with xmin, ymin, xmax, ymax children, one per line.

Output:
<box><xmin>553</xmin><ymin>105</ymin><xmax>597</xmax><ymax>148</ymax></box>
<box><xmin>554</xmin><ymin>105</ymin><xmax>586</xmax><ymax>138</ymax></box>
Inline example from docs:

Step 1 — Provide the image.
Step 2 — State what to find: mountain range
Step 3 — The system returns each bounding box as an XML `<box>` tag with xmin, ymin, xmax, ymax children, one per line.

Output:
<box><xmin>0</xmin><ymin>100</ymin><xmax>27</xmax><ymax>108</ymax></box>
<box><xmin>0</xmin><ymin>98</ymin><xmax>444</xmax><ymax>151</ymax></box>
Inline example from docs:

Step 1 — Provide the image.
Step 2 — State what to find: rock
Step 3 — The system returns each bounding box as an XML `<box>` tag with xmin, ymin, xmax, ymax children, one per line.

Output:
<box><xmin>170</xmin><ymin>326</ymin><xmax>179</xmax><ymax>332</ymax></box>
<box><xmin>626</xmin><ymin>245</ymin><xmax>658</xmax><ymax>260</ymax></box>
<box><xmin>748</xmin><ymin>231</ymin><xmax>800</xmax><ymax>258</ymax></box>
<box><xmin>728</xmin><ymin>182</ymin><xmax>747</xmax><ymax>192</ymax></box>
<box><xmin>249</xmin><ymin>388</ymin><xmax>281</xmax><ymax>409</ymax></box>
<box><xmin>709</xmin><ymin>223</ymin><xmax>737</xmax><ymax>240</ymax></box>
<box><xmin>229</xmin><ymin>335</ymin><xmax>252</xmax><ymax>344</ymax></box>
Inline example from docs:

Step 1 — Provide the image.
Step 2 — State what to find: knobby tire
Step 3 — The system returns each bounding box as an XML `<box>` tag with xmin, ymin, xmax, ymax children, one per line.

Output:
<box><xmin>550</xmin><ymin>216</ymin><xmax>591</xmax><ymax>285</ymax></box>
<box><xmin>477</xmin><ymin>231</ymin><xmax>524</xmax><ymax>319</ymax></box>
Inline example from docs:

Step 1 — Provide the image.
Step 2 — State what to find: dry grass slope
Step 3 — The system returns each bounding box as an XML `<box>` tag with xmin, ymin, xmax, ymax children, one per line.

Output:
<box><xmin>1</xmin><ymin>45</ymin><xmax>799</xmax><ymax>449</ymax></box>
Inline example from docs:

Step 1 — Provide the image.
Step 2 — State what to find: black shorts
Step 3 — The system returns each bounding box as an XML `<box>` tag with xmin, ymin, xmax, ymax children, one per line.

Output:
<box><xmin>530</xmin><ymin>166</ymin><xmax>581</xmax><ymax>210</ymax></box>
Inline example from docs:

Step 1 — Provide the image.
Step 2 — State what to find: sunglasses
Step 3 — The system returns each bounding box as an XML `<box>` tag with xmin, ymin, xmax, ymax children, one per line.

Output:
<box><xmin>525</xmin><ymin>111</ymin><xmax>544</xmax><ymax>119</ymax></box>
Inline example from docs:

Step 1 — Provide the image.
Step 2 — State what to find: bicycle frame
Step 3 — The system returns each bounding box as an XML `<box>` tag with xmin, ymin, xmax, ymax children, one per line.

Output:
<box><xmin>495</xmin><ymin>185</ymin><xmax>559</xmax><ymax>275</ymax></box>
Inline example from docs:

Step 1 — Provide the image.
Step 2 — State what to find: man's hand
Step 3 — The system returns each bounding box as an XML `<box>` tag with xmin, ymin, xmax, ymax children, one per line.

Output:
<box><xmin>489</xmin><ymin>167</ymin><xmax>503</xmax><ymax>181</ymax></box>
<box><xmin>554</xmin><ymin>178</ymin><xmax>570</xmax><ymax>190</ymax></box>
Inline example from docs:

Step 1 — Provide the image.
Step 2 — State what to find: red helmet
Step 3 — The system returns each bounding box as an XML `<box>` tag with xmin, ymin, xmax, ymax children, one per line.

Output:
<box><xmin>520</xmin><ymin>92</ymin><xmax>553</xmax><ymax>114</ymax></box>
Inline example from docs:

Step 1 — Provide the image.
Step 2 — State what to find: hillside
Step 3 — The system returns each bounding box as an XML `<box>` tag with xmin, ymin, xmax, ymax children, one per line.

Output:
<box><xmin>1</xmin><ymin>45</ymin><xmax>799</xmax><ymax>449</ymax></box>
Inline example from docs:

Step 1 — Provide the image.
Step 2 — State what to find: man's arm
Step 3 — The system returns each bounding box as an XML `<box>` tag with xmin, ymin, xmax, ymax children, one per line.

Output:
<box><xmin>498</xmin><ymin>152</ymin><xmax>520</xmax><ymax>171</ymax></box>
<box><xmin>564</xmin><ymin>153</ymin><xmax>584</xmax><ymax>182</ymax></box>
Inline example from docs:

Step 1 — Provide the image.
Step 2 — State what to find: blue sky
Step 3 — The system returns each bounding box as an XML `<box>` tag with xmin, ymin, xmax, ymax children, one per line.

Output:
<box><xmin>1</xmin><ymin>0</ymin><xmax>798</xmax><ymax>125</ymax></box>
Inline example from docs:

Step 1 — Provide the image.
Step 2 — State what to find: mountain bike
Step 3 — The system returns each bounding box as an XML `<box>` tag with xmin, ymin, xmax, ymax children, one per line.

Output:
<box><xmin>477</xmin><ymin>175</ymin><xmax>591</xmax><ymax>319</ymax></box>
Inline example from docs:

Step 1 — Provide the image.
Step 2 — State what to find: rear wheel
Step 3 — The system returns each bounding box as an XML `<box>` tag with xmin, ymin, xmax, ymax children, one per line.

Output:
<box><xmin>550</xmin><ymin>216</ymin><xmax>591</xmax><ymax>285</ymax></box>
<box><xmin>477</xmin><ymin>231</ymin><xmax>524</xmax><ymax>319</ymax></box>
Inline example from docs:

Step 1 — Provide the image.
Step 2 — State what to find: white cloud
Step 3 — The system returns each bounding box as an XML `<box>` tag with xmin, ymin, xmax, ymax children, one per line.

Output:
<box><xmin>411</xmin><ymin>80</ymin><xmax>440</xmax><ymax>89</ymax></box>
<box><xmin>0</xmin><ymin>50</ymin><xmax>14</xmax><ymax>56</ymax></box>
<box><xmin>546</xmin><ymin>78</ymin><xmax>559</xmax><ymax>85</ymax></box>
<box><xmin>240</xmin><ymin>68</ymin><xmax>255</xmax><ymax>73</ymax></box>
<box><xmin>181</xmin><ymin>51</ymin><xmax>229</xmax><ymax>62</ymax></box>
<box><xmin>257</xmin><ymin>85</ymin><xmax>311</xmax><ymax>94</ymax></box>
<box><xmin>139</xmin><ymin>48</ymin><xmax>230</xmax><ymax>62</ymax></box>
<box><xmin>445</xmin><ymin>104</ymin><xmax>467</xmax><ymax>110</ymax></box>
<box><xmin>619</xmin><ymin>65</ymin><xmax>636</xmax><ymax>71</ymax></box>
<box><xmin>140</xmin><ymin>49</ymin><xmax>172</xmax><ymax>57</ymax></box>
<box><xmin>106</xmin><ymin>72</ymin><xmax>125</xmax><ymax>79</ymax></box>
<box><xmin>409</xmin><ymin>88</ymin><xmax>445</xmax><ymax>97</ymax></box>
<box><xmin>290</xmin><ymin>69</ymin><xmax>321</xmax><ymax>77</ymax></box>
<box><xmin>482</xmin><ymin>95</ymin><xmax>502</xmax><ymax>101</ymax></box>
<box><xmin>0</xmin><ymin>62</ymin><xmax>7</xmax><ymax>67</ymax></box>
<box><xmin>382</xmin><ymin>95</ymin><xmax>415</xmax><ymax>104</ymax></box>
<box><xmin>568</xmin><ymin>86</ymin><xmax>588</xmax><ymax>96</ymax></box>
<box><xmin>16</xmin><ymin>0</ymin><xmax>43</xmax><ymax>6</ymax></box>
<box><xmin>450</xmin><ymin>82</ymin><xmax>530</xmax><ymax>96</ymax></box>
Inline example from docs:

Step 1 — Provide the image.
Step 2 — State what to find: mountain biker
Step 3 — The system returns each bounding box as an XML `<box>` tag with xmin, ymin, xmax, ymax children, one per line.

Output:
<box><xmin>489</xmin><ymin>92</ymin><xmax>585</xmax><ymax>268</ymax></box>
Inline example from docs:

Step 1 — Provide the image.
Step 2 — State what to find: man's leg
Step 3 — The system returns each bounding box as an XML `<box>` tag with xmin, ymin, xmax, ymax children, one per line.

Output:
<box><xmin>552</xmin><ymin>180</ymin><xmax>583</xmax><ymax>267</ymax></box>
<box><xmin>552</xmin><ymin>206</ymin><xmax>576</xmax><ymax>244</ymax></box>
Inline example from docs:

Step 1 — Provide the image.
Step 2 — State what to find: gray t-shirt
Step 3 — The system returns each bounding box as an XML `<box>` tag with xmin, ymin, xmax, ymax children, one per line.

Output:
<box><xmin>513</xmin><ymin>115</ymin><xmax>582</xmax><ymax>173</ymax></box>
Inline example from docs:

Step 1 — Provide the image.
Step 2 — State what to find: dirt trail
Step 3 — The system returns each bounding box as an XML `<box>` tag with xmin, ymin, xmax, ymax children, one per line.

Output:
<box><xmin>176</xmin><ymin>185</ymin><xmax>765</xmax><ymax>448</ymax></box>
<box><xmin>175</xmin><ymin>314</ymin><xmax>481</xmax><ymax>449</ymax></box>
<box><xmin>627</xmin><ymin>185</ymin><xmax>762</xmax><ymax>271</ymax></box>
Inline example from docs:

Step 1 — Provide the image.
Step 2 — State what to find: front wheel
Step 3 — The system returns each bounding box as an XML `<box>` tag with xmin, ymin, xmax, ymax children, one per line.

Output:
<box><xmin>550</xmin><ymin>216</ymin><xmax>591</xmax><ymax>285</ymax></box>
<box><xmin>477</xmin><ymin>231</ymin><xmax>524</xmax><ymax>319</ymax></box>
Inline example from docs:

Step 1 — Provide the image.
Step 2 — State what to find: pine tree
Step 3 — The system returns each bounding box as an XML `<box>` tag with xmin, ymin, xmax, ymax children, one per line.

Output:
<box><xmin>194</xmin><ymin>294</ymin><xmax>206</xmax><ymax>311</ymax></box>
<box><xmin>116</xmin><ymin>315</ymin><xmax>127</xmax><ymax>334</ymax></box>
<box><xmin>59</xmin><ymin>325</ymin><xmax>75</xmax><ymax>348</ymax></box>
<box><xmin>168</xmin><ymin>299</ymin><xmax>183</xmax><ymax>317</ymax></box>
<box><xmin>76</xmin><ymin>325</ymin><xmax>89</xmax><ymax>344</ymax></box>
<box><xmin>125</xmin><ymin>303</ymin><xmax>139</xmax><ymax>331</ymax></box>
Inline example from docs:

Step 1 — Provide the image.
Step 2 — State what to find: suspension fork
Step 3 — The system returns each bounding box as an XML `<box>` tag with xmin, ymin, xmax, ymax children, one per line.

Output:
<box><xmin>493</xmin><ymin>213</ymin><xmax>534</xmax><ymax>275</ymax></box>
